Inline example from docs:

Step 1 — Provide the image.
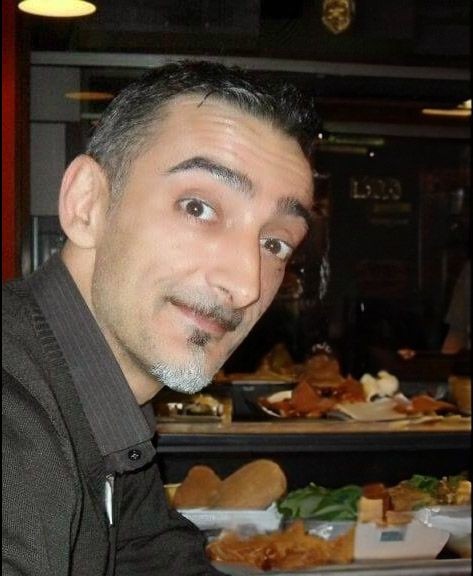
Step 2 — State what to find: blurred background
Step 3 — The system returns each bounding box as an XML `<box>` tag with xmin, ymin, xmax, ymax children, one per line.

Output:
<box><xmin>3</xmin><ymin>0</ymin><xmax>470</xmax><ymax>376</ymax></box>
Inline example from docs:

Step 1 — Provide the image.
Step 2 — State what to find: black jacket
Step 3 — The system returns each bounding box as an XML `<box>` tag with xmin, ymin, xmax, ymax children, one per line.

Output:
<box><xmin>2</xmin><ymin>279</ymin><xmax>222</xmax><ymax>576</ymax></box>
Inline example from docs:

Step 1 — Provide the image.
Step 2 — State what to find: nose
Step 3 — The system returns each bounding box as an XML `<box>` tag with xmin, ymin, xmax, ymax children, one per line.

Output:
<box><xmin>206</xmin><ymin>231</ymin><xmax>261</xmax><ymax>310</ymax></box>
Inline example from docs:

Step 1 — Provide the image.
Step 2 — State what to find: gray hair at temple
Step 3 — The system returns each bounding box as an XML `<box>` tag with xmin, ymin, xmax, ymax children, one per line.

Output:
<box><xmin>86</xmin><ymin>60</ymin><xmax>321</xmax><ymax>200</ymax></box>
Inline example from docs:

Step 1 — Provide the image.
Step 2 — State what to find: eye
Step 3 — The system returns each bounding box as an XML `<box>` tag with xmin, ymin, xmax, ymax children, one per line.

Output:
<box><xmin>260</xmin><ymin>237</ymin><xmax>294</xmax><ymax>261</ymax></box>
<box><xmin>178</xmin><ymin>198</ymin><xmax>217</xmax><ymax>221</ymax></box>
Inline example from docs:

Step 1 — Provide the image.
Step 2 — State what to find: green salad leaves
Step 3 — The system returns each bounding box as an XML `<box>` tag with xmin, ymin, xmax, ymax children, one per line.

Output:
<box><xmin>277</xmin><ymin>483</ymin><xmax>362</xmax><ymax>521</ymax></box>
<box><xmin>406</xmin><ymin>474</ymin><xmax>440</xmax><ymax>495</ymax></box>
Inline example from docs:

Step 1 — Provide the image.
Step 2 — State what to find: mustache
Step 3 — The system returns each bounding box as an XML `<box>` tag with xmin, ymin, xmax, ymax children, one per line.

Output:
<box><xmin>167</xmin><ymin>295</ymin><xmax>244</xmax><ymax>332</ymax></box>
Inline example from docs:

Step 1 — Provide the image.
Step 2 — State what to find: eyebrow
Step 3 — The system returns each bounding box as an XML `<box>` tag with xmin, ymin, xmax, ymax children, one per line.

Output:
<box><xmin>167</xmin><ymin>156</ymin><xmax>254</xmax><ymax>198</ymax></box>
<box><xmin>167</xmin><ymin>155</ymin><xmax>313</xmax><ymax>229</ymax></box>
<box><xmin>277</xmin><ymin>196</ymin><xmax>313</xmax><ymax>231</ymax></box>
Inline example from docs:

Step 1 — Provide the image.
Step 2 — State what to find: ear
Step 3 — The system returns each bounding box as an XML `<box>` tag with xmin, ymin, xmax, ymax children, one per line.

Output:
<box><xmin>58</xmin><ymin>155</ymin><xmax>110</xmax><ymax>249</ymax></box>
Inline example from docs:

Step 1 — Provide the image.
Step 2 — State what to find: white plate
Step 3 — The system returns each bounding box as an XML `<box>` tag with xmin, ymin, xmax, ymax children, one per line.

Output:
<box><xmin>179</xmin><ymin>502</ymin><xmax>282</xmax><ymax>532</ymax></box>
<box><xmin>354</xmin><ymin>519</ymin><xmax>450</xmax><ymax>561</ymax></box>
<box><xmin>334</xmin><ymin>398</ymin><xmax>410</xmax><ymax>422</ymax></box>
<box><xmin>258</xmin><ymin>390</ymin><xmax>293</xmax><ymax>417</ymax></box>
<box><xmin>414</xmin><ymin>505</ymin><xmax>471</xmax><ymax>558</ymax></box>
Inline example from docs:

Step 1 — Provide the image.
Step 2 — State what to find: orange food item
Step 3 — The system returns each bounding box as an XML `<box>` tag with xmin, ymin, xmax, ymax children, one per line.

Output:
<box><xmin>334</xmin><ymin>376</ymin><xmax>366</xmax><ymax>402</ymax></box>
<box><xmin>211</xmin><ymin>460</ymin><xmax>287</xmax><ymax>510</ymax></box>
<box><xmin>173</xmin><ymin>465</ymin><xmax>222</xmax><ymax>508</ymax></box>
<box><xmin>259</xmin><ymin>375</ymin><xmax>364</xmax><ymax>418</ymax></box>
<box><xmin>207</xmin><ymin>520</ymin><xmax>354</xmax><ymax>570</ymax></box>
<box><xmin>360</xmin><ymin>483</ymin><xmax>392</xmax><ymax>521</ymax></box>
<box><xmin>291</xmin><ymin>381</ymin><xmax>324</xmax><ymax>413</ymax></box>
<box><xmin>301</xmin><ymin>353</ymin><xmax>344</xmax><ymax>386</ymax></box>
<box><xmin>394</xmin><ymin>394</ymin><xmax>457</xmax><ymax>415</ymax></box>
<box><xmin>388</xmin><ymin>483</ymin><xmax>437</xmax><ymax>511</ymax></box>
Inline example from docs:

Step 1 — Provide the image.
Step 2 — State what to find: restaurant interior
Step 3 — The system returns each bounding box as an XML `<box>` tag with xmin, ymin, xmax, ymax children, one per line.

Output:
<box><xmin>2</xmin><ymin>1</ymin><xmax>471</xmax><ymax>572</ymax></box>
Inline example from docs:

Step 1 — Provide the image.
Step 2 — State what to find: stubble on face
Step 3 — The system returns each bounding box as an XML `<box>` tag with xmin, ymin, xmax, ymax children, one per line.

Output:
<box><xmin>149</xmin><ymin>346</ymin><xmax>210</xmax><ymax>395</ymax></box>
<box><xmin>88</xmin><ymin>97</ymin><xmax>313</xmax><ymax>400</ymax></box>
<box><xmin>92</xmin><ymin>245</ymin><xmax>246</xmax><ymax>395</ymax></box>
<box><xmin>147</xmin><ymin>293</ymin><xmax>244</xmax><ymax>394</ymax></box>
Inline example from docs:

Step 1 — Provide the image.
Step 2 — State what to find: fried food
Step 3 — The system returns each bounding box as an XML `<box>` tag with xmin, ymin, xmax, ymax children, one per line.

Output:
<box><xmin>257</xmin><ymin>343</ymin><xmax>295</xmax><ymax>377</ymax></box>
<box><xmin>174</xmin><ymin>460</ymin><xmax>287</xmax><ymax>510</ymax></box>
<box><xmin>388</xmin><ymin>483</ymin><xmax>437</xmax><ymax>512</ymax></box>
<box><xmin>292</xmin><ymin>381</ymin><xmax>337</xmax><ymax>417</ymax></box>
<box><xmin>173</xmin><ymin>465</ymin><xmax>222</xmax><ymax>508</ymax></box>
<box><xmin>207</xmin><ymin>520</ymin><xmax>354</xmax><ymax>570</ymax></box>
<box><xmin>394</xmin><ymin>395</ymin><xmax>457</xmax><ymax>415</ymax></box>
<box><xmin>212</xmin><ymin>460</ymin><xmax>287</xmax><ymax>509</ymax></box>
<box><xmin>388</xmin><ymin>474</ymin><xmax>471</xmax><ymax>511</ymax></box>
<box><xmin>259</xmin><ymin>376</ymin><xmax>364</xmax><ymax>419</ymax></box>
<box><xmin>299</xmin><ymin>352</ymin><xmax>345</xmax><ymax>387</ymax></box>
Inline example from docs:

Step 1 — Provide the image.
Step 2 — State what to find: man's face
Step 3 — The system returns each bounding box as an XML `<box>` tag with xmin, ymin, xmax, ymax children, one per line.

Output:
<box><xmin>91</xmin><ymin>95</ymin><xmax>314</xmax><ymax>394</ymax></box>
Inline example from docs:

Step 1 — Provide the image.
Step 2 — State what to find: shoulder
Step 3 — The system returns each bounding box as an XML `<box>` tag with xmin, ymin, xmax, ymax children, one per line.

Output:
<box><xmin>3</xmin><ymin>277</ymin><xmax>34</xmax><ymax>332</ymax></box>
<box><xmin>2</xmin><ymin>282</ymin><xmax>77</xmax><ymax>473</ymax></box>
<box><xmin>2</xmin><ymin>368</ymin><xmax>73</xmax><ymax>463</ymax></box>
<box><xmin>3</xmin><ymin>369</ymin><xmax>82</xmax><ymax>574</ymax></box>
<box><xmin>3</xmin><ymin>370</ymin><xmax>80</xmax><ymax>519</ymax></box>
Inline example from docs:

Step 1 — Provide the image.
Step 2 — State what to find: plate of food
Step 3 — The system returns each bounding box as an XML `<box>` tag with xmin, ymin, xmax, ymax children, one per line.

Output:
<box><xmin>255</xmin><ymin>369</ymin><xmax>459</xmax><ymax>421</ymax></box>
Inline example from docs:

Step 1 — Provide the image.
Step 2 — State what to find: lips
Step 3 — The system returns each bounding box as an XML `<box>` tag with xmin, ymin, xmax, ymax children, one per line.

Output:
<box><xmin>173</xmin><ymin>302</ymin><xmax>228</xmax><ymax>337</ymax></box>
<box><xmin>167</xmin><ymin>294</ymin><xmax>243</xmax><ymax>335</ymax></box>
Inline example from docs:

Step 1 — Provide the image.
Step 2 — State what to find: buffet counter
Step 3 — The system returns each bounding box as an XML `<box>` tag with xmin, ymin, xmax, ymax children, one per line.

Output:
<box><xmin>156</xmin><ymin>418</ymin><xmax>471</xmax><ymax>574</ymax></box>
<box><xmin>155</xmin><ymin>417</ymin><xmax>470</xmax><ymax>498</ymax></box>
<box><xmin>215</xmin><ymin>558</ymin><xmax>471</xmax><ymax>576</ymax></box>
<box><xmin>156</xmin><ymin>417</ymin><xmax>471</xmax><ymax>452</ymax></box>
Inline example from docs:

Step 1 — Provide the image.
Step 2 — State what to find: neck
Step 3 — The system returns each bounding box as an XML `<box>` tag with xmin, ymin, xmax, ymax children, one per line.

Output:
<box><xmin>102</xmin><ymin>338</ymin><xmax>165</xmax><ymax>405</ymax></box>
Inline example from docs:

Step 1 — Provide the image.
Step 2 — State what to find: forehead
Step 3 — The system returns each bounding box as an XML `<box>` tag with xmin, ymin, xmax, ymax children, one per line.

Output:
<box><xmin>146</xmin><ymin>94</ymin><xmax>314</xmax><ymax>200</ymax></box>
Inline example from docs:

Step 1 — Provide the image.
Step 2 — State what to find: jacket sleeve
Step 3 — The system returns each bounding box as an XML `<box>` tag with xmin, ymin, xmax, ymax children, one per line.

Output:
<box><xmin>2</xmin><ymin>371</ymin><xmax>79</xmax><ymax>576</ymax></box>
<box><xmin>114</xmin><ymin>460</ymin><xmax>225</xmax><ymax>576</ymax></box>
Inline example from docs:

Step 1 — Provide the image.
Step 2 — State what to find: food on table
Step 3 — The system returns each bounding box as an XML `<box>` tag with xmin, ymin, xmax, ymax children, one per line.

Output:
<box><xmin>277</xmin><ymin>475</ymin><xmax>471</xmax><ymax>526</ymax></box>
<box><xmin>358</xmin><ymin>483</ymin><xmax>391</xmax><ymax>523</ymax></box>
<box><xmin>173</xmin><ymin>459</ymin><xmax>287</xmax><ymax>510</ymax></box>
<box><xmin>173</xmin><ymin>465</ymin><xmax>222</xmax><ymax>508</ymax></box>
<box><xmin>393</xmin><ymin>395</ymin><xmax>457</xmax><ymax>415</ymax></box>
<box><xmin>221</xmin><ymin>343</ymin><xmax>297</xmax><ymax>382</ymax></box>
<box><xmin>388</xmin><ymin>474</ymin><xmax>471</xmax><ymax>511</ymax></box>
<box><xmin>257</xmin><ymin>342</ymin><xmax>296</xmax><ymax>378</ymax></box>
<box><xmin>298</xmin><ymin>351</ymin><xmax>345</xmax><ymax>388</ymax></box>
<box><xmin>155</xmin><ymin>392</ymin><xmax>225</xmax><ymax>419</ymax></box>
<box><xmin>360</xmin><ymin>370</ymin><xmax>400</xmax><ymax>400</ymax></box>
<box><xmin>360</xmin><ymin>474</ymin><xmax>471</xmax><ymax>524</ymax></box>
<box><xmin>258</xmin><ymin>376</ymin><xmax>366</xmax><ymax>419</ymax></box>
<box><xmin>277</xmin><ymin>483</ymin><xmax>362</xmax><ymax>521</ymax></box>
<box><xmin>212</xmin><ymin>460</ymin><xmax>287</xmax><ymax>510</ymax></box>
<box><xmin>258</xmin><ymin>365</ymin><xmax>461</xmax><ymax>419</ymax></box>
<box><xmin>206</xmin><ymin>520</ymin><xmax>354</xmax><ymax>570</ymax></box>
<box><xmin>398</xmin><ymin>348</ymin><xmax>417</xmax><ymax>360</ymax></box>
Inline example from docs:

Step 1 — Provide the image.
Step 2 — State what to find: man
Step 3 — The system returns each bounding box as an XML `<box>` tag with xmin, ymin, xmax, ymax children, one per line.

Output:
<box><xmin>3</xmin><ymin>61</ymin><xmax>319</xmax><ymax>575</ymax></box>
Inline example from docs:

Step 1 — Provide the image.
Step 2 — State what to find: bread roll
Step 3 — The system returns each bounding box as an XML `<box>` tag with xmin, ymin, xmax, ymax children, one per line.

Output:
<box><xmin>173</xmin><ymin>465</ymin><xmax>222</xmax><ymax>508</ymax></box>
<box><xmin>211</xmin><ymin>459</ymin><xmax>287</xmax><ymax>509</ymax></box>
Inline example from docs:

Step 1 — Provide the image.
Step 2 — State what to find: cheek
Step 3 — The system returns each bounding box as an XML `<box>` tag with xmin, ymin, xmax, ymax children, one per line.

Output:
<box><xmin>242</xmin><ymin>266</ymin><xmax>285</xmax><ymax>331</ymax></box>
<box><xmin>261</xmin><ymin>265</ymin><xmax>285</xmax><ymax>303</ymax></box>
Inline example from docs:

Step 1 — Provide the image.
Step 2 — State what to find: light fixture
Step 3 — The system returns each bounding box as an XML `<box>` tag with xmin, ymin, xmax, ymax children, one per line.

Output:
<box><xmin>322</xmin><ymin>0</ymin><xmax>356</xmax><ymax>35</ymax></box>
<box><xmin>18</xmin><ymin>0</ymin><xmax>96</xmax><ymax>17</ymax></box>
<box><xmin>65</xmin><ymin>91</ymin><xmax>114</xmax><ymax>101</ymax></box>
<box><xmin>422</xmin><ymin>99</ymin><xmax>471</xmax><ymax>118</ymax></box>
<box><xmin>327</xmin><ymin>135</ymin><xmax>385</xmax><ymax>147</ymax></box>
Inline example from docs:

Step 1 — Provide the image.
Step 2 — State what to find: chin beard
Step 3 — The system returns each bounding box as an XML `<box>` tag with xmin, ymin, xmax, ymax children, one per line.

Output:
<box><xmin>149</xmin><ymin>352</ymin><xmax>213</xmax><ymax>395</ymax></box>
<box><xmin>148</xmin><ymin>329</ymin><xmax>229</xmax><ymax>394</ymax></box>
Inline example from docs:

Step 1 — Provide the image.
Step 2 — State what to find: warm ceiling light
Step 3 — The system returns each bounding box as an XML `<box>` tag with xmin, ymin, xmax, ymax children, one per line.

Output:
<box><xmin>422</xmin><ymin>99</ymin><xmax>471</xmax><ymax>118</ymax></box>
<box><xmin>18</xmin><ymin>0</ymin><xmax>96</xmax><ymax>17</ymax></box>
<box><xmin>65</xmin><ymin>91</ymin><xmax>114</xmax><ymax>101</ymax></box>
<box><xmin>422</xmin><ymin>108</ymin><xmax>471</xmax><ymax>118</ymax></box>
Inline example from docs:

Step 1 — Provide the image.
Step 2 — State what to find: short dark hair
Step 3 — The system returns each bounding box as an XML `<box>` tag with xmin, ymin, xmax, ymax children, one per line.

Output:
<box><xmin>86</xmin><ymin>60</ymin><xmax>321</xmax><ymax>197</ymax></box>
